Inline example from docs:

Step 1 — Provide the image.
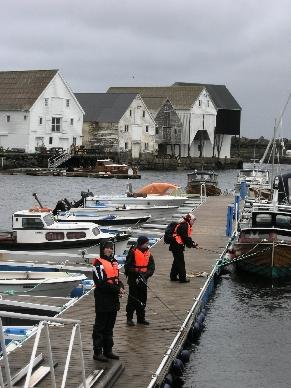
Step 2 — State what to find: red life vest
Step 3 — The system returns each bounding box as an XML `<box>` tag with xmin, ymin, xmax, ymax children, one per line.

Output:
<box><xmin>173</xmin><ymin>222</ymin><xmax>192</xmax><ymax>245</ymax></box>
<box><xmin>132</xmin><ymin>248</ymin><xmax>150</xmax><ymax>273</ymax></box>
<box><xmin>94</xmin><ymin>257</ymin><xmax>119</xmax><ymax>284</ymax></box>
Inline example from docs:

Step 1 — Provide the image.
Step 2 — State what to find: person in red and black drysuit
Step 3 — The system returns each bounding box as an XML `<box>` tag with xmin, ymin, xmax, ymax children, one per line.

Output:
<box><xmin>169</xmin><ymin>213</ymin><xmax>198</xmax><ymax>283</ymax></box>
<box><xmin>92</xmin><ymin>240</ymin><xmax>125</xmax><ymax>362</ymax></box>
<box><xmin>124</xmin><ymin>236</ymin><xmax>155</xmax><ymax>326</ymax></box>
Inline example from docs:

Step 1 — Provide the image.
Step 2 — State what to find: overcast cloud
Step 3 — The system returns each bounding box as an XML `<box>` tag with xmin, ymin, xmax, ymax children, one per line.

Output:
<box><xmin>1</xmin><ymin>0</ymin><xmax>291</xmax><ymax>139</ymax></box>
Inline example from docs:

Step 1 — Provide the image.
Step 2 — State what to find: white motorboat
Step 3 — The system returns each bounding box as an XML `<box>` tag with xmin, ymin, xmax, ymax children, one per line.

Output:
<box><xmin>0</xmin><ymin>271</ymin><xmax>86</xmax><ymax>297</ymax></box>
<box><xmin>55</xmin><ymin>211</ymin><xmax>151</xmax><ymax>226</ymax></box>
<box><xmin>0</xmin><ymin>208</ymin><xmax>115</xmax><ymax>250</ymax></box>
<box><xmin>83</xmin><ymin>182</ymin><xmax>187</xmax><ymax>207</ymax></box>
<box><xmin>69</xmin><ymin>204</ymin><xmax>179</xmax><ymax>220</ymax></box>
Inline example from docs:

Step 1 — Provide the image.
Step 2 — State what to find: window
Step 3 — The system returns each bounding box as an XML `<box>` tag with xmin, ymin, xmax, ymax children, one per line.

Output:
<box><xmin>46</xmin><ymin>232</ymin><xmax>65</xmax><ymax>241</ymax></box>
<box><xmin>145</xmin><ymin>143</ymin><xmax>149</xmax><ymax>150</ymax></box>
<box><xmin>143</xmin><ymin>111</ymin><xmax>145</xmax><ymax>118</ymax></box>
<box><xmin>198</xmin><ymin>100</ymin><xmax>202</xmax><ymax>106</ymax></box>
<box><xmin>49</xmin><ymin>137</ymin><xmax>53</xmax><ymax>145</ymax></box>
<box><xmin>66</xmin><ymin>231</ymin><xmax>86</xmax><ymax>240</ymax></box>
<box><xmin>70</xmin><ymin>118</ymin><xmax>74</xmax><ymax>125</ymax></box>
<box><xmin>22</xmin><ymin>217</ymin><xmax>44</xmax><ymax>229</ymax></box>
<box><xmin>6</xmin><ymin>115</ymin><xmax>10</xmax><ymax>123</ymax></box>
<box><xmin>145</xmin><ymin>125</ymin><xmax>149</xmax><ymax>133</ymax></box>
<box><xmin>276</xmin><ymin>215</ymin><xmax>291</xmax><ymax>228</ymax></box>
<box><xmin>125</xmin><ymin>142</ymin><xmax>128</xmax><ymax>150</ymax></box>
<box><xmin>124</xmin><ymin>125</ymin><xmax>129</xmax><ymax>132</ymax></box>
<box><xmin>207</xmin><ymin>100</ymin><xmax>210</xmax><ymax>107</ymax></box>
<box><xmin>52</xmin><ymin>117</ymin><xmax>61</xmax><ymax>132</ymax></box>
<box><xmin>43</xmin><ymin>214</ymin><xmax>54</xmax><ymax>226</ymax></box>
<box><xmin>66</xmin><ymin>99</ymin><xmax>70</xmax><ymax>107</ymax></box>
<box><xmin>155</xmin><ymin>128</ymin><xmax>159</xmax><ymax>135</ymax></box>
<box><xmin>39</xmin><ymin>117</ymin><xmax>43</xmax><ymax>125</ymax></box>
<box><xmin>44</xmin><ymin>98</ymin><xmax>49</xmax><ymax>106</ymax></box>
<box><xmin>129</xmin><ymin>110</ymin><xmax>132</xmax><ymax>116</ymax></box>
<box><xmin>255</xmin><ymin>213</ymin><xmax>272</xmax><ymax>226</ymax></box>
<box><xmin>24</xmin><ymin>115</ymin><xmax>27</xmax><ymax>120</ymax></box>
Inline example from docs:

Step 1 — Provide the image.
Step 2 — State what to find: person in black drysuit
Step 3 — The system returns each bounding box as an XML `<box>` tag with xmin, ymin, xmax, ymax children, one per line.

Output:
<box><xmin>169</xmin><ymin>213</ymin><xmax>198</xmax><ymax>283</ymax></box>
<box><xmin>92</xmin><ymin>240</ymin><xmax>125</xmax><ymax>362</ymax></box>
<box><xmin>124</xmin><ymin>236</ymin><xmax>155</xmax><ymax>326</ymax></box>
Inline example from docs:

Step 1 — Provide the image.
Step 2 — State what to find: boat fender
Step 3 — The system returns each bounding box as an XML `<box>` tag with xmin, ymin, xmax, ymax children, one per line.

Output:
<box><xmin>201</xmin><ymin>308</ymin><xmax>207</xmax><ymax>316</ymax></box>
<box><xmin>70</xmin><ymin>286</ymin><xmax>84</xmax><ymax>298</ymax></box>
<box><xmin>164</xmin><ymin>373</ymin><xmax>173</xmax><ymax>384</ymax></box>
<box><xmin>188</xmin><ymin>322</ymin><xmax>201</xmax><ymax>342</ymax></box>
<box><xmin>178</xmin><ymin>349</ymin><xmax>191</xmax><ymax>363</ymax></box>
<box><xmin>197</xmin><ymin>312</ymin><xmax>205</xmax><ymax>324</ymax></box>
<box><xmin>171</xmin><ymin>358</ymin><xmax>184</xmax><ymax>376</ymax></box>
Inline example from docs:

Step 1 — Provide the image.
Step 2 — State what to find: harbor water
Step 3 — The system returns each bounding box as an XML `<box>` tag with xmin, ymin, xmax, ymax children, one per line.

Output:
<box><xmin>0</xmin><ymin>164</ymin><xmax>291</xmax><ymax>387</ymax></box>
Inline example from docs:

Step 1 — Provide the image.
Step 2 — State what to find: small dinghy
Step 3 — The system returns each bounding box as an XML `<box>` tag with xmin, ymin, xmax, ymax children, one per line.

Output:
<box><xmin>0</xmin><ymin>271</ymin><xmax>86</xmax><ymax>297</ymax></box>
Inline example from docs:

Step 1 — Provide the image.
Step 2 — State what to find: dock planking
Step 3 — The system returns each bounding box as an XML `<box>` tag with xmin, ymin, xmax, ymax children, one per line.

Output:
<box><xmin>2</xmin><ymin>195</ymin><xmax>232</xmax><ymax>387</ymax></box>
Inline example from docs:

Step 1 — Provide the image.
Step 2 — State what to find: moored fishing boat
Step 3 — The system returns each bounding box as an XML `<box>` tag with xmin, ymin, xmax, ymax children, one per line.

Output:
<box><xmin>186</xmin><ymin>170</ymin><xmax>221</xmax><ymax>196</ymax></box>
<box><xmin>230</xmin><ymin>174</ymin><xmax>291</xmax><ymax>279</ymax></box>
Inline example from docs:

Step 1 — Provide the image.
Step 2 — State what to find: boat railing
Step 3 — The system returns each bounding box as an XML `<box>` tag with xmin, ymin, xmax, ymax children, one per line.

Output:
<box><xmin>200</xmin><ymin>183</ymin><xmax>207</xmax><ymax>203</ymax></box>
<box><xmin>0</xmin><ymin>311</ymin><xmax>89</xmax><ymax>388</ymax></box>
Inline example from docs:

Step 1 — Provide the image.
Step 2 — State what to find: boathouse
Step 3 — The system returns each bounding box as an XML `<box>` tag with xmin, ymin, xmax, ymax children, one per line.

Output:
<box><xmin>0</xmin><ymin>70</ymin><xmax>84</xmax><ymax>153</ymax></box>
<box><xmin>141</xmin><ymin>97</ymin><xmax>183</xmax><ymax>157</ymax></box>
<box><xmin>107</xmin><ymin>84</ymin><xmax>241</xmax><ymax>158</ymax></box>
<box><xmin>75</xmin><ymin>93</ymin><xmax>157</xmax><ymax>159</ymax></box>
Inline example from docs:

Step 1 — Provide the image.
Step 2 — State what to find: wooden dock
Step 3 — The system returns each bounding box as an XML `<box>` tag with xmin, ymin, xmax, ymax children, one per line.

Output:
<box><xmin>1</xmin><ymin>195</ymin><xmax>232</xmax><ymax>387</ymax></box>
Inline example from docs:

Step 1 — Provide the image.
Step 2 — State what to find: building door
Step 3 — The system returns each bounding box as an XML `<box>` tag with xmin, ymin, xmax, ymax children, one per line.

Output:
<box><xmin>132</xmin><ymin>143</ymin><xmax>140</xmax><ymax>159</ymax></box>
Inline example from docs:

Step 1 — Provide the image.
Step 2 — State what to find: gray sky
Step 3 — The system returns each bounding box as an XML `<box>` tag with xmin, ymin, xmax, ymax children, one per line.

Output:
<box><xmin>1</xmin><ymin>0</ymin><xmax>291</xmax><ymax>139</ymax></box>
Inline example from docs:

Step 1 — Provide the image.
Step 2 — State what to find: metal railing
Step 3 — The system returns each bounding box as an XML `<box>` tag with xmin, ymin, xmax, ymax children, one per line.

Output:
<box><xmin>0</xmin><ymin>311</ymin><xmax>87</xmax><ymax>388</ymax></box>
<box><xmin>48</xmin><ymin>151</ymin><xmax>71</xmax><ymax>169</ymax></box>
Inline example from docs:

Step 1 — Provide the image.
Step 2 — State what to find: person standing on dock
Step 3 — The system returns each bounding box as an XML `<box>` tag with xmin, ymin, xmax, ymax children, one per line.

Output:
<box><xmin>169</xmin><ymin>213</ymin><xmax>198</xmax><ymax>283</ymax></box>
<box><xmin>92</xmin><ymin>240</ymin><xmax>125</xmax><ymax>362</ymax></box>
<box><xmin>125</xmin><ymin>236</ymin><xmax>155</xmax><ymax>326</ymax></box>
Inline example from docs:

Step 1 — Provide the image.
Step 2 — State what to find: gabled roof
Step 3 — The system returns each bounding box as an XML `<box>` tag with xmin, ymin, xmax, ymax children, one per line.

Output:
<box><xmin>0</xmin><ymin>70</ymin><xmax>58</xmax><ymax>110</ymax></box>
<box><xmin>75</xmin><ymin>93</ymin><xmax>138</xmax><ymax>122</ymax></box>
<box><xmin>107</xmin><ymin>86</ymin><xmax>204</xmax><ymax>109</ymax></box>
<box><xmin>172</xmin><ymin>82</ymin><xmax>241</xmax><ymax>110</ymax></box>
<box><xmin>141</xmin><ymin>96</ymin><xmax>168</xmax><ymax>116</ymax></box>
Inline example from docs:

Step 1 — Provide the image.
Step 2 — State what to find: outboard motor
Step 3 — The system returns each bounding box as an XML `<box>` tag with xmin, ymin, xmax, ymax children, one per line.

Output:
<box><xmin>52</xmin><ymin>199</ymin><xmax>71</xmax><ymax>215</ymax></box>
<box><xmin>81</xmin><ymin>191</ymin><xmax>94</xmax><ymax>198</ymax></box>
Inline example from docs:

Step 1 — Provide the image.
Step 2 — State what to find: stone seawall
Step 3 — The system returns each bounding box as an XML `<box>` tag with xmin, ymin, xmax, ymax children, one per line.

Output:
<box><xmin>0</xmin><ymin>153</ymin><xmax>243</xmax><ymax>171</ymax></box>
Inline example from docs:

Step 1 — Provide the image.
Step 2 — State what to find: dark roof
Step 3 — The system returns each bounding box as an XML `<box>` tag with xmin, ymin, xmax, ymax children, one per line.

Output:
<box><xmin>74</xmin><ymin>93</ymin><xmax>137</xmax><ymax>122</ymax></box>
<box><xmin>0</xmin><ymin>70</ymin><xmax>58</xmax><ymax>110</ymax></box>
<box><xmin>172</xmin><ymin>82</ymin><xmax>241</xmax><ymax>110</ymax></box>
<box><xmin>141</xmin><ymin>96</ymin><xmax>168</xmax><ymax>116</ymax></box>
<box><xmin>107</xmin><ymin>86</ymin><xmax>204</xmax><ymax>109</ymax></box>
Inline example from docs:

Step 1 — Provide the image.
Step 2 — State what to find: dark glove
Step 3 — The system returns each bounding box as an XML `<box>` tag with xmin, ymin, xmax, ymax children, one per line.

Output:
<box><xmin>192</xmin><ymin>242</ymin><xmax>199</xmax><ymax>248</ymax></box>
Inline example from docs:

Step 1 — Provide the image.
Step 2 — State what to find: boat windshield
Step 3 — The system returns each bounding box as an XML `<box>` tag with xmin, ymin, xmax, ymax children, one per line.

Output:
<box><xmin>43</xmin><ymin>214</ymin><xmax>55</xmax><ymax>226</ymax></box>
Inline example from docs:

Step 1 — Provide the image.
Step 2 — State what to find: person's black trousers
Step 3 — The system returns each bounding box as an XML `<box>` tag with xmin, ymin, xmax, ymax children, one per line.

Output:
<box><xmin>170</xmin><ymin>248</ymin><xmax>186</xmax><ymax>281</ymax></box>
<box><xmin>92</xmin><ymin>310</ymin><xmax>117</xmax><ymax>352</ymax></box>
<box><xmin>126</xmin><ymin>283</ymin><xmax>147</xmax><ymax>321</ymax></box>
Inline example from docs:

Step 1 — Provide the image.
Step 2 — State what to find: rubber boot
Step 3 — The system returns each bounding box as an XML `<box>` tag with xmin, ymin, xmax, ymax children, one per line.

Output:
<box><xmin>104</xmin><ymin>348</ymin><xmax>120</xmax><ymax>360</ymax></box>
<box><xmin>93</xmin><ymin>348</ymin><xmax>108</xmax><ymax>362</ymax></box>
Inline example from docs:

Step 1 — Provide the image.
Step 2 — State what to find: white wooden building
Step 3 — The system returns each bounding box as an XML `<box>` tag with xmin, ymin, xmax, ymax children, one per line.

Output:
<box><xmin>107</xmin><ymin>84</ymin><xmax>241</xmax><ymax>158</ymax></box>
<box><xmin>0</xmin><ymin>70</ymin><xmax>84</xmax><ymax>152</ymax></box>
<box><xmin>75</xmin><ymin>93</ymin><xmax>157</xmax><ymax>159</ymax></box>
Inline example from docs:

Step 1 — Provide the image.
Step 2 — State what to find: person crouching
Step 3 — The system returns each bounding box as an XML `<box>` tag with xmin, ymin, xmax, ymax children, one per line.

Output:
<box><xmin>125</xmin><ymin>236</ymin><xmax>155</xmax><ymax>326</ymax></box>
<box><xmin>92</xmin><ymin>240</ymin><xmax>125</xmax><ymax>362</ymax></box>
